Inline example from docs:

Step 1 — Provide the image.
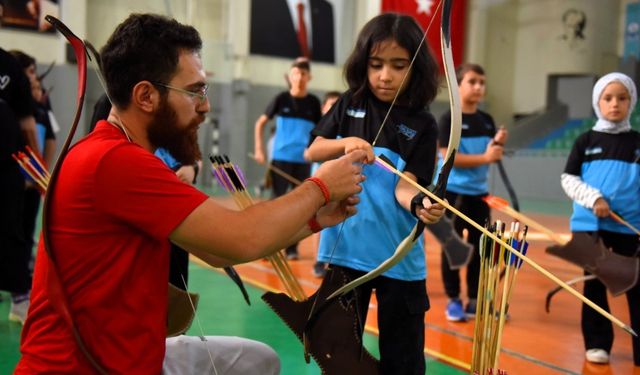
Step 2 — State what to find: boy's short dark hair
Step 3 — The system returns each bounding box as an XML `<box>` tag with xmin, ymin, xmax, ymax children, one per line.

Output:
<box><xmin>323</xmin><ymin>90</ymin><xmax>341</xmax><ymax>102</ymax></box>
<box><xmin>100</xmin><ymin>13</ymin><xmax>202</xmax><ymax>109</ymax></box>
<box><xmin>455</xmin><ymin>63</ymin><xmax>485</xmax><ymax>84</ymax></box>
<box><xmin>291</xmin><ymin>57</ymin><xmax>311</xmax><ymax>72</ymax></box>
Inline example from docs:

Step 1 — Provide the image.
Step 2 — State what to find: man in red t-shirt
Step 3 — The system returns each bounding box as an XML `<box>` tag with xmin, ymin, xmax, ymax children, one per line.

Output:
<box><xmin>15</xmin><ymin>14</ymin><xmax>370</xmax><ymax>375</ymax></box>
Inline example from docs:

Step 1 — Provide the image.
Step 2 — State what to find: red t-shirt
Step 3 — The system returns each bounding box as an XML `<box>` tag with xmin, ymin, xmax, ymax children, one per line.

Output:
<box><xmin>15</xmin><ymin>121</ymin><xmax>209</xmax><ymax>374</ymax></box>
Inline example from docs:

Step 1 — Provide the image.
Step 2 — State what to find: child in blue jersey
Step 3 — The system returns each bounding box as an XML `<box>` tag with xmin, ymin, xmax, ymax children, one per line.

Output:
<box><xmin>305</xmin><ymin>13</ymin><xmax>445</xmax><ymax>374</ymax></box>
<box><xmin>254</xmin><ymin>57</ymin><xmax>322</xmax><ymax>259</ymax></box>
<box><xmin>561</xmin><ymin>72</ymin><xmax>640</xmax><ymax>366</ymax></box>
<box><xmin>438</xmin><ymin>63</ymin><xmax>507</xmax><ymax>322</ymax></box>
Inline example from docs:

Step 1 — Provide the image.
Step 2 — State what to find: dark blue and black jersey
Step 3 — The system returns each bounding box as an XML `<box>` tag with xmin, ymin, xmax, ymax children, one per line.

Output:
<box><xmin>312</xmin><ymin>90</ymin><xmax>438</xmax><ymax>281</ymax></box>
<box><xmin>264</xmin><ymin>91</ymin><xmax>321</xmax><ymax>163</ymax></box>
<box><xmin>565</xmin><ymin>130</ymin><xmax>640</xmax><ymax>233</ymax></box>
<box><xmin>439</xmin><ymin>110</ymin><xmax>496</xmax><ymax>195</ymax></box>
<box><xmin>0</xmin><ymin>48</ymin><xmax>33</xmax><ymax>162</ymax></box>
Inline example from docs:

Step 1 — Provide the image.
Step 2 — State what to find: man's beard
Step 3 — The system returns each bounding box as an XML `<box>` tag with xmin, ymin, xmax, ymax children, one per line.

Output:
<box><xmin>148</xmin><ymin>97</ymin><xmax>202</xmax><ymax>166</ymax></box>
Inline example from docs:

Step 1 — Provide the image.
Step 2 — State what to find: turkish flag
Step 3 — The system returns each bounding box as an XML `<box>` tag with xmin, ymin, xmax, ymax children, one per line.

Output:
<box><xmin>381</xmin><ymin>0</ymin><xmax>466</xmax><ymax>72</ymax></box>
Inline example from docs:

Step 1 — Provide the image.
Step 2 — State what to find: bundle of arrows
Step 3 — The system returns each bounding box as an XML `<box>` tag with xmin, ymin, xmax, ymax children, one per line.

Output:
<box><xmin>209</xmin><ymin>154</ymin><xmax>307</xmax><ymax>301</ymax></box>
<box><xmin>471</xmin><ymin>220</ymin><xmax>529</xmax><ymax>375</ymax></box>
<box><xmin>12</xmin><ymin>146</ymin><xmax>50</xmax><ymax>193</ymax></box>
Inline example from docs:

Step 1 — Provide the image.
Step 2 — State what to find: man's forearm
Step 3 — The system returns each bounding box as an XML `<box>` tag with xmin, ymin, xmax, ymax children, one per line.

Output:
<box><xmin>172</xmin><ymin>180</ymin><xmax>326</xmax><ymax>265</ymax></box>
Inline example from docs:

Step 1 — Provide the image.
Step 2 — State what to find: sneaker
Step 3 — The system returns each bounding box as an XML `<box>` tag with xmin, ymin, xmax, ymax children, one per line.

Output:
<box><xmin>312</xmin><ymin>262</ymin><xmax>327</xmax><ymax>278</ymax></box>
<box><xmin>9</xmin><ymin>298</ymin><xmax>29</xmax><ymax>325</ymax></box>
<box><xmin>465</xmin><ymin>299</ymin><xmax>477</xmax><ymax>319</ymax></box>
<box><xmin>446</xmin><ymin>299</ymin><xmax>466</xmax><ymax>322</ymax></box>
<box><xmin>585</xmin><ymin>349</ymin><xmax>609</xmax><ymax>364</ymax></box>
<box><xmin>285</xmin><ymin>250</ymin><xmax>299</xmax><ymax>260</ymax></box>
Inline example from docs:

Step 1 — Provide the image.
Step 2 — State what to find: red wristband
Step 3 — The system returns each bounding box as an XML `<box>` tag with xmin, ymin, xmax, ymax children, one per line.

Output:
<box><xmin>305</xmin><ymin>177</ymin><xmax>330</xmax><ymax>205</ymax></box>
<box><xmin>308</xmin><ymin>216</ymin><xmax>323</xmax><ymax>233</ymax></box>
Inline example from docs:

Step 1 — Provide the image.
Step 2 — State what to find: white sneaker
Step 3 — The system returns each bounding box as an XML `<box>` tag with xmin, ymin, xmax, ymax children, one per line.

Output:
<box><xmin>585</xmin><ymin>349</ymin><xmax>609</xmax><ymax>364</ymax></box>
<box><xmin>8</xmin><ymin>299</ymin><xmax>29</xmax><ymax>325</ymax></box>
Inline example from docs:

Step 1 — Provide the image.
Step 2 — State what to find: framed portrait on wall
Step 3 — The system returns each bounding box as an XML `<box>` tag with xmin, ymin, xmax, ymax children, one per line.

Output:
<box><xmin>0</xmin><ymin>0</ymin><xmax>60</xmax><ymax>33</ymax></box>
<box><xmin>250</xmin><ymin>0</ymin><xmax>342</xmax><ymax>64</ymax></box>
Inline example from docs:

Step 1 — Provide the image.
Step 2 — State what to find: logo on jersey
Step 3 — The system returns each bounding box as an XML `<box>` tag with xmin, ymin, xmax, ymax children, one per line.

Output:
<box><xmin>461</xmin><ymin>123</ymin><xmax>470</xmax><ymax>130</ymax></box>
<box><xmin>585</xmin><ymin>147</ymin><xmax>603</xmax><ymax>156</ymax></box>
<box><xmin>0</xmin><ymin>75</ymin><xmax>10</xmax><ymax>90</ymax></box>
<box><xmin>397</xmin><ymin>123</ymin><xmax>416</xmax><ymax>140</ymax></box>
<box><xmin>282</xmin><ymin>107</ymin><xmax>291</xmax><ymax>113</ymax></box>
<box><xmin>346</xmin><ymin>107</ymin><xmax>366</xmax><ymax>118</ymax></box>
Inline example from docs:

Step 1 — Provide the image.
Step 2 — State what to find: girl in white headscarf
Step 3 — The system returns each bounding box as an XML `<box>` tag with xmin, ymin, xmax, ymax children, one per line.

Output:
<box><xmin>560</xmin><ymin>72</ymin><xmax>640</xmax><ymax>366</ymax></box>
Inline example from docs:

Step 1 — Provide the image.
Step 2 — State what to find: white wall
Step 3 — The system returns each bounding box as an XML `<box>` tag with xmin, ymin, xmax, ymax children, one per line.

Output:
<box><xmin>471</xmin><ymin>0</ymin><xmax>622</xmax><ymax>125</ymax></box>
<box><xmin>512</xmin><ymin>0</ymin><xmax>619</xmax><ymax>115</ymax></box>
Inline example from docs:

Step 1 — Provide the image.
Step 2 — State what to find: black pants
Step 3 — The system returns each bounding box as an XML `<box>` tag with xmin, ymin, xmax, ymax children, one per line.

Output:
<box><xmin>580</xmin><ymin>230</ymin><xmax>640</xmax><ymax>365</ymax></box>
<box><xmin>441</xmin><ymin>192</ymin><xmax>489</xmax><ymax>300</ymax></box>
<box><xmin>169</xmin><ymin>243</ymin><xmax>190</xmax><ymax>291</ymax></box>
<box><xmin>333</xmin><ymin>265</ymin><xmax>430</xmax><ymax>375</ymax></box>
<box><xmin>270</xmin><ymin>160</ymin><xmax>310</xmax><ymax>255</ymax></box>
<box><xmin>0</xmin><ymin>163</ymin><xmax>29</xmax><ymax>294</ymax></box>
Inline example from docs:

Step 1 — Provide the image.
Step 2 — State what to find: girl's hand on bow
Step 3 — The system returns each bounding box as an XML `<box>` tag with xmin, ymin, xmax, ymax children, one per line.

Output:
<box><xmin>416</xmin><ymin>197</ymin><xmax>447</xmax><ymax>224</ymax></box>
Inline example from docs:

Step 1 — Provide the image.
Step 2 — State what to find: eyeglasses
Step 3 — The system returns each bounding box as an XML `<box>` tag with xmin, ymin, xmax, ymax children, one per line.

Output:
<box><xmin>152</xmin><ymin>82</ymin><xmax>209</xmax><ymax>103</ymax></box>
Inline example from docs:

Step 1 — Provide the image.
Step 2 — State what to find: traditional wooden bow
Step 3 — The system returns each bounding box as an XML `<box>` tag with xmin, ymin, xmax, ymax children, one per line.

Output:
<box><xmin>41</xmin><ymin>15</ymin><xmax>110</xmax><ymax>374</ymax></box>
<box><xmin>495</xmin><ymin>160</ymin><xmax>520</xmax><ymax>212</ymax></box>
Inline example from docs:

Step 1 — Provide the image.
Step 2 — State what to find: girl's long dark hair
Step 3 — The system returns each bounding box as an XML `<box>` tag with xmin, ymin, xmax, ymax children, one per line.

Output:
<box><xmin>344</xmin><ymin>13</ymin><xmax>439</xmax><ymax>110</ymax></box>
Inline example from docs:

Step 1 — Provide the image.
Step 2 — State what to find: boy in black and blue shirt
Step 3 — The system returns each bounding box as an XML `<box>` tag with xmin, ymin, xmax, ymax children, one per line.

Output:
<box><xmin>438</xmin><ymin>63</ymin><xmax>507</xmax><ymax>322</ymax></box>
<box><xmin>254</xmin><ymin>57</ymin><xmax>321</xmax><ymax>260</ymax></box>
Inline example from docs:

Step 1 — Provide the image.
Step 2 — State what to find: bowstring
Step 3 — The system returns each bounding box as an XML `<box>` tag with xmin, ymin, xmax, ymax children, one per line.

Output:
<box><xmin>181</xmin><ymin>275</ymin><xmax>219</xmax><ymax>375</ymax></box>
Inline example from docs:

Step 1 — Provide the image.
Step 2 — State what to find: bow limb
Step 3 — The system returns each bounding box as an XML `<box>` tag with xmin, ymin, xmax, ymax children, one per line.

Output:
<box><xmin>496</xmin><ymin>160</ymin><xmax>520</xmax><ymax>212</ymax></box>
<box><xmin>41</xmin><ymin>16</ymin><xmax>109</xmax><ymax>374</ymax></box>
<box><xmin>326</xmin><ymin>222</ymin><xmax>422</xmax><ymax>300</ymax></box>
<box><xmin>434</xmin><ymin>0</ymin><xmax>462</xmax><ymax>199</ymax></box>
<box><xmin>545</xmin><ymin>274</ymin><xmax>597</xmax><ymax>313</ymax></box>
<box><xmin>328</xmin><ymin>0</ymin><xmax>461</xmax><ymax>300</ymax></box>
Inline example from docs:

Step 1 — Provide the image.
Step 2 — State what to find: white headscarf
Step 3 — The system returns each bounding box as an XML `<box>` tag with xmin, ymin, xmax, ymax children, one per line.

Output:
<box><xmin>592</xmin><ymin>72</ymin><xmax>637</xmax><ymax>134</ymax></box>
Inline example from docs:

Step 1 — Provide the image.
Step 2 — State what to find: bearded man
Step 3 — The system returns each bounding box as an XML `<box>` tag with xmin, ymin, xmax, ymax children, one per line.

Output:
<box><xmin>15</xmin><ymin>13</ymin><xmax>369</xmax><ymax>374</ymax></box>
